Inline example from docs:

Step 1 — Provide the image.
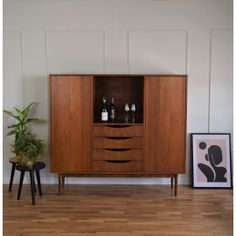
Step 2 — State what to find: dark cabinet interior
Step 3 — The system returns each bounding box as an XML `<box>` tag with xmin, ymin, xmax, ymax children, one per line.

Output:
<box><xmin>93</xmin><ymin>76</ymin><xmax>144</xmax><ymax>124</ymax></box>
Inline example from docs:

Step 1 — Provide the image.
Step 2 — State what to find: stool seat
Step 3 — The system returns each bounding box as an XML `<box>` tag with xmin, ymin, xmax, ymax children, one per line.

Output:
<box><xmin>15</xmin><ymin>162</ymin><xmax>46</xmax><ymax>171</ymax></box>
<box><xmin>9</xmin><ymin>160</ymin><xmax>45</xmax><ymax>205</ymax></box>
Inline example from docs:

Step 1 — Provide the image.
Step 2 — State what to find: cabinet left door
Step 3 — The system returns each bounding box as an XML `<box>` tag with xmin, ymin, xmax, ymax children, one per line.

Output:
<box><xmin>50</xmin><ymin>75</ymin><xmax>92</xmax><ymax>172</ymax></box>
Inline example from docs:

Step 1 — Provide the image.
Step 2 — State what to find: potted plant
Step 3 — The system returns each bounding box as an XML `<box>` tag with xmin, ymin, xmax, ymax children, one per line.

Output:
<box><xmin>4</xmin><ymin>102</ymin><xmax>45</xmax><ymax>168</ymax></box>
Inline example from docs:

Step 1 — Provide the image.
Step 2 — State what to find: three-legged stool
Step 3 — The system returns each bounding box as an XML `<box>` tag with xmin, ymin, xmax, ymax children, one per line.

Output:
<box><xmin>9</xmin><ymin>161</ymin><xmax>45</xmax><ymax>205</ymax></box>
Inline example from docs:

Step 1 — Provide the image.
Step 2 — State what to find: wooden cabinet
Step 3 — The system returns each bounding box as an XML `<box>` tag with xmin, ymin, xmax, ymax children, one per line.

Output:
<box><xmin>144</xmin><ymin>76</ymin><xmax>187</xmax><ymax>173</ymax></box>
<box><xmin>50</xmin><ymin>74</ymin><xmax>187</xmax><ymax>195</ymax></box>
<box><xmin>50</xmin><ymin>75</ymin><xmax>92</xmax><ymax>172</ymax></box>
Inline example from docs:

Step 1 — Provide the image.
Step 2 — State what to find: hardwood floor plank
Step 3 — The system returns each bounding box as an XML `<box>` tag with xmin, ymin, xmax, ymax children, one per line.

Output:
<box><xmin>4</xmin><ymin>185</ymin><xmax>232</xmax><ymax>236</ymax></box>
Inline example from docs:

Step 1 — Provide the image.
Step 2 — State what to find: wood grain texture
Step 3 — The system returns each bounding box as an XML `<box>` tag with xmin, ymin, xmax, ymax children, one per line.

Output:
<box><xmin>93</xmin><ymin>124</ymin><xmax>143</xmax><ymax>137</ymax></box>
<box><xmin>4</xmin><ymin>185</ymin><xmax>232</xmax><ymax>236</ymax></box>
<box><xmin>92</xmin><ymin>160</ymin><xmax>142</xmax><ymax>172</ymax></box>
<box><xmin>93</xmin><ymin>149</ymin><xmax>143</xmax><ymax>161</ymax></box>
<box><xmin>50</xmin><ymin>75</ymin><xmax>92</xmax><ymax>172</ymax></box>
<box><xmin>93</xmin><ymin>137</ymin><xmax>143</xmax><ymax>149</ymax></box>
<box><xmin>49</xmin><ymin>74</ymin><xmax>187</xmax><ymax>193</ymax></box>
<box><xmin>144</xmin><ymin>76</ymin><xmax>187</xmax><ymax>173</ymax></box>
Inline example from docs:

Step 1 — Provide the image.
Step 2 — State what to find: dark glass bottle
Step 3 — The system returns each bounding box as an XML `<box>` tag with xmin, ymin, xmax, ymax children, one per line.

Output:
<box><xmin>101</xmin><ymin>97</ymin><xmax>108</xmax><ymax>122</ymax></box>
<box><xmin>109</xmin><ymin>97</ymin><xmax>115</xmax><ymax>122</ymax></box>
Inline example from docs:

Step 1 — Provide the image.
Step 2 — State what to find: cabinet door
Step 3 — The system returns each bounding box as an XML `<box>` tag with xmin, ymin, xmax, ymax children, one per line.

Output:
<box><xmin>144</xmin><ymin>76</ymin><xmax>187</xmax><ymax>173</ymax></box>
<box><xmin>50</xmin><ymin>75</ymin><xmax>92</xmax><ymax>172</ymax></box>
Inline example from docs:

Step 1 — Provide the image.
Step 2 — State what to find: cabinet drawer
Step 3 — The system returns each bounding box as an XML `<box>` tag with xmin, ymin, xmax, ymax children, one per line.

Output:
<box><xmin>93</xmin><ymin>137</ymin><xmax>143</xmax><ymax>149</ymax></box>
<box><xmin>93</xmin><ymin>149</ymin><xmax>142</xmax><ymax>161</ymax></box>
<box><xmin>93</xmin><ymin>124</ymin><xmax>143</xmax><ymax>137</ymax></box>
<box><xmin>92</xmin><ymin>160</ymin><xmax>142</xmax><ymax>172</ymax></box>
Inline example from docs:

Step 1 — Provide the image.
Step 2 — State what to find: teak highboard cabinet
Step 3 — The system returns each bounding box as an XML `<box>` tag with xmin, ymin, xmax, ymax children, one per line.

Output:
<box><xmin>50</xmin><ymin>74</ymin><xmax>187</xmax><ymax>195</ymax></box>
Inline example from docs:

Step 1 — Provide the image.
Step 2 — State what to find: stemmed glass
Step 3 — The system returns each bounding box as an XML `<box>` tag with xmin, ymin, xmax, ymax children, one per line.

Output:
<box><xmin>131</xmin><ymin>103</ymin><xmax>136</xmax><ymax>123</ymax></box>
<box><xmin>124</xmin><ymin>103</ymin><xmax>130</xmax><ymax>122</ymax></box>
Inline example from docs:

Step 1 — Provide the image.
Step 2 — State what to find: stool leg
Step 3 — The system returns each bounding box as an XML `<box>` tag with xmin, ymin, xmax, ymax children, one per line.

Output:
<box><xmin>36</xmin><ymin>170</ymin><xmax>42</xmax><ymax>196</ymax></box>
<box><xmin>32</xmin><ymin>171</ymin><xmax>36</xmax><ymax>193</ymax></box>
<box><xmin>29</xmin><ymin>170</ymin><xmax>35</xmax><ymax>205</ymax></box>
<box><xmin>17</xmin><ymin>170</ymin><xmax>25</xmax><ymax>200</ymax></box>
<box><xmin>9</xmin><ymin>163</ymin><xmax>16</xmax><ymax>192</ymax></box>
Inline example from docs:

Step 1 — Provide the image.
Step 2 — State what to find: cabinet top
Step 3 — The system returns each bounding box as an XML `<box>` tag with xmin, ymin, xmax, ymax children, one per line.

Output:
<box><xmin>49</xmin><ymin>74</ymin><xmax>187</xmax><ymax>77</ymax></box>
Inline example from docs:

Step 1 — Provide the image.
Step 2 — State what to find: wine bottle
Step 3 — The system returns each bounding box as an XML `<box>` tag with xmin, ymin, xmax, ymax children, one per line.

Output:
<box><xmin>101</xmin><ymin>96</ymin><xmax>108</xmax><ymax>122</ymax></box>
<box><xmin>109</xmin><ymin>97</ymin><xmax>115</xmax><ymax>122</ymax></box>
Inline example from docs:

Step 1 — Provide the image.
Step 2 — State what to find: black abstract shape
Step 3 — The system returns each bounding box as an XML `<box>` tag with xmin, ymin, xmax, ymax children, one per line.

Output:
<box><xmin>208</xmin><ymin>145</ymin><xmax>227</xmax><ymax>182</ymax></box>
<box><xmin>198</xmin><ymin>144</ymin><xmax>227</xmax><ymax>182</ymax></box>
<box><xmin>199</xmin><ymin>142</ymin><xmax>207</xmax><ymax>150</ymax></box>
<box><xmin>208</xmin><ymin>145</ymin><xmax>223</xmax><ymax>165</ymax></box>
<box><xmin>198</xmin><ymin>163</ymin><xmax>214</xmax><ymax>182</ymax></box>
<box><xmin>205</xmin><ymin>153</ymin><xmax>209</xmax><ymax>161</ymax></box>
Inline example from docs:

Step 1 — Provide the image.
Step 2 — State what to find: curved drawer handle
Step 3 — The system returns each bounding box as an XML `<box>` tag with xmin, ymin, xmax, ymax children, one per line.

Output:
<box><xmin>105</xmin><ymin>125</ymin><xmax>131</xmax><ymax>128</ymax></box>
<box><xmin>105</xmin><ymin>137</ymin><xmax>131</xmax><ymax>140</ymax></box>
<box><xmin>105</xmin><ymin>160</ymin><xmax>131</xmax><ymax>164</ymax></box>
<box><xmin>105</xmin><ymin>148</ymin><xmax>132</xmax><ymax>152</ymax></box>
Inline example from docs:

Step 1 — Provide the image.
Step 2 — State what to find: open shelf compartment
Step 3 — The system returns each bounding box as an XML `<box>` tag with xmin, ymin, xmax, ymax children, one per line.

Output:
<box><xmin>93</xmin><ymin>75</ymin><xmax>144</xmax><ymax>124</ymax></box>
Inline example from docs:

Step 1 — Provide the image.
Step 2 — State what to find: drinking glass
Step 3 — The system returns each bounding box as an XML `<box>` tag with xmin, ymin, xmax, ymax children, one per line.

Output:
<box><xmin>124</xmin><ymin>103</ymin><xmax>130</xmax><ymax>122</ymax></box>
<box><xmin>131</xmin><ymin>103</ymin><xmax>136</xmax><ymax>123</ymax></box>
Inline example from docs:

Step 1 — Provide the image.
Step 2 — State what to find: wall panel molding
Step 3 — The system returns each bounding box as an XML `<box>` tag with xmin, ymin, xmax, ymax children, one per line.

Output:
<box><xmin>45</xmin><ymin>30</ymin><xmax>106</xmax><ymax>73</ymax></box>
<box><xmin>127</xmin><ymin>29</ymin><xmax>188</xmax><ymax>74</ymax></box>
<box><xmin>208</xmin><ymin>28</ymin><xmax>233</xmax><ymax>133</ymax></box>
<box><xmin>3</xmin><ymin>31</ymin><xmax>25</xmax><ymax>107</ymax></box>
<box><xmin>3</xmin><ymin>31</ymin><xmax>25</xmax><ymax>154</ymax></box>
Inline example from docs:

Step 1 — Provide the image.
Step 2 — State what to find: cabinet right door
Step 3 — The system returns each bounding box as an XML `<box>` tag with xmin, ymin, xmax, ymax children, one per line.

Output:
<box><xmin>144</xmin><ymin>76</ymin><xmax>187</xmax><ymax>173</ymax></box>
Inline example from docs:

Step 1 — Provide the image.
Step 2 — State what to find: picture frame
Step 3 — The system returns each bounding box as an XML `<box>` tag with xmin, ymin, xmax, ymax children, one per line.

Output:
<box><xmin>191</xmin><ymin>133</ymin><xmax>232</xmax><ymax>188</ymax></box>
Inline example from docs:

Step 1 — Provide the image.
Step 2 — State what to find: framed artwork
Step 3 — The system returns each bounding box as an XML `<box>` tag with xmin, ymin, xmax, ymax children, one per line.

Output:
<box><xmin>191</xmin><ymin>133</ymin><xmax>232</xmax><ymax>188</ymax></box>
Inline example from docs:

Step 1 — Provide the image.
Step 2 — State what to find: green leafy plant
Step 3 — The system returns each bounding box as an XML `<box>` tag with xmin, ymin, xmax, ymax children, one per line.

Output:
<box><xmin>3</xmin><ymin>102</ymin><xmax>38</xmax><ymax>140</ymax></box>
<box><xmin>11</xmin><ymin>131</ymin><xmax>44</xmax><ymax>167</ymax></box>
<box><xmin>4</xmin><ymin>102</ymin><xmax>45</xmax><ymax>167</ymax></box>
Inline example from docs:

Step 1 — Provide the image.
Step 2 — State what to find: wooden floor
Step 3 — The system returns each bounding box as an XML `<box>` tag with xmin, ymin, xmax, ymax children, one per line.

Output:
<box><xmin>4</xmin><ymin>184</ymin><xmax>232</xmax><ymax>236</ymax></box>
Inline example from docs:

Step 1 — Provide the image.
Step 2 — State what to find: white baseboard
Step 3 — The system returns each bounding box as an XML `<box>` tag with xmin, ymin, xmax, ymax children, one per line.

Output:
<box><xmin>4</xmin><ymin>175</ymin><xmax>191</xmax><ymax>185</ymax></box>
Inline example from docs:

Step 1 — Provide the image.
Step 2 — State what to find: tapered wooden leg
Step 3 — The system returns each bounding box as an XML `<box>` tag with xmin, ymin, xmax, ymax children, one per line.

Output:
<box><xmin>58</xmin><ymin>173</ymin><xmax>62</xmax><ymax>195</ymax></box>
<box><xmin>9</xmin><ymin>163</ymin><xmax>16</xmax><ymax>192</ymax></box>
<box><xmin>17</xmin><ymin>170</ymin><xmax>25</xmax><ymax>200</ymax></box>
<box><xmin>171</xmin><ymin>177</ymin><xmax>174</xmax><ymax>189</ymax></box>
<box><xmin>175</xmin><ymin>174</ymin><xmax>178</xmax><ymax>196</ymax></box>
<box><xmin>62</xmin><ymin>175</ymin><xmax>65</xmax><ymax>189</ymax></box>
<box><xmin>29</xmin><ymin>170</ymin><xmax>35</xmax><ymax>205</ymax></box>
<box><xmin>36</xmin><ymin>170</ymin><xmax>42</xmax><ymax>196</ymax></box>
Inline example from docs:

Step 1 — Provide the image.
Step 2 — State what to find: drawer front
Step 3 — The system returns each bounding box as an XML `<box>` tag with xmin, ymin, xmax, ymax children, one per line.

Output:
<box><xmin>92</xmin><ymin>160</ymin><xmax>142</xmax><ymax>172</ymax></box>
<box><xmin>93</xmin><ymin>137</ymin><xmax>143</xmax><ymax>149</ymax></box>
<box><xmin>93</xmin><ymin>149</ymin><xmax>143</xmax><ymax>161</ymax></box>
<box><xmin>93</xmin><ymin>125</ymin><xmax>143</xmax><ymax>137</ymax></box>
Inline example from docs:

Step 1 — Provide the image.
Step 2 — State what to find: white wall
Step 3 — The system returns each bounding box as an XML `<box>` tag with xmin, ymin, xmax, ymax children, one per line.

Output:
<box><xmin>3</xmin><ymin>0</ymin><xmax>233</xmax><ymax>185</ymax></box>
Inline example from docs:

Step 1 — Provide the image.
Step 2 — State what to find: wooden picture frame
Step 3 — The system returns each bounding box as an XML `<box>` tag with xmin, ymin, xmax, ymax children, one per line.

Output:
<box><xmin>191</xmin><ymin>133</ymin><xmax>232</xmax><ymax>188</ymax></box>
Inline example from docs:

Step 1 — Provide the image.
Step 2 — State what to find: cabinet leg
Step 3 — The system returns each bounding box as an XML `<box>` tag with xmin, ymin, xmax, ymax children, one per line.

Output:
<box><xmin>174</xmin><ymin>174</ymin><xmax>178</xmax><ymax>196</ymax></box>
<box><xmin>171</xmin><ymin>177</ymin><xmax>173</xmax><ymax>189</ymax></box>
<box><xmin>62</xmin><ymin>175</ymin><xmax>65</xmax><ymax>189</ymax></box>
<box><xmin>58</xmin><ymin>173</ymin><xmax>62</xmax><ymax>195</ymax></box>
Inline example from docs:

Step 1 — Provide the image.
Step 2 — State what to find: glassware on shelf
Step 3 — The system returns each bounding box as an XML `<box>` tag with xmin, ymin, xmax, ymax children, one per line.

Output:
<box><xmin>131</xmin><ymin>103</ymin><xmax>136</xmax><ymax>123</ymax></box>
<box><xmin>124</xmin><ymin>103</ymin><xmax>130</xmax><ymax>123</ymax></box>
<box><xmin>109</xmin><ymin>97</ymin><xmax>115</xmax><ymax>122</ymax></box>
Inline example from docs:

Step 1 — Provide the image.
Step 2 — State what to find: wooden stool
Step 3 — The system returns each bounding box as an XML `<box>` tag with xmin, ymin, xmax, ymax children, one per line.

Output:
<box><xmin>9</xmin><ymin>161</ymin><xmax>45</xmax><ymax>205</ymax></box>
